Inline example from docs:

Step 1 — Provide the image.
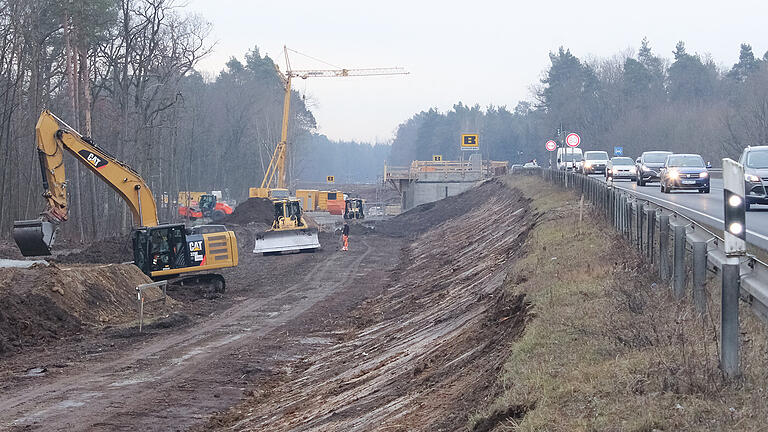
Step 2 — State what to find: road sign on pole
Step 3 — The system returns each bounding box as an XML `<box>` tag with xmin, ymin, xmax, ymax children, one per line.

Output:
<box><xmin>565</xmin><ymin>133</ymin><xmax>580</xmax><ymax>148</ymax></box>
<box><xmin>614</xmin><ymin>146</ymin><xmax>623</xmax><ymax>156</ymax></box>
<box><xmin>326</xmin><ymin>175</ymin><xmax>335</xmax><ymax>184</ymax></box>
<box><xmin>461</xmin><ymin>134</ymin><xmax>479</xmax><ymax>150</ymax></box>
<box><xmin>433</xmin><ymin>155</ymin><xmax>443</xmax><ymax>161</ymax></box>
<box><xmin>545</xmin><ymin>140</ymin><xmax>557</xmax><ymax>152</ymax></box>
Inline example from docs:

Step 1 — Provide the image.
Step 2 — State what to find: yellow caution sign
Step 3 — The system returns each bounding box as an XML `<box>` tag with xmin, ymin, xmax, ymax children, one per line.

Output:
<box><xmin>461</xmin><ymin>134</ymin><xmax>479</xmax><ymax>148</ymax></box>
<box><xmin>433</xmin><ymin>155</ymin><xmax>443</xmax><ymax>161</ymax></box>
<box><xmin>326</xmin><ymin>175</ymin><xmax>335</xmax><ymax>183</ymax></box>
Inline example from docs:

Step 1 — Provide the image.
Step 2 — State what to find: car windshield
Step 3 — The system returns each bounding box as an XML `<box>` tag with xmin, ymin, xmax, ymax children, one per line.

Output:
<box><xmin>747</xmin><ymin>151</ymin><xmax>768</xmax><ymax>169</ymax></box>
<box><xmin>667</xmin><ymin>155</ymin><xmax>705</xmax><ymax>167</ymax></box>
<box><xmin>644</xmin><ymin>152</ymin><xmax>671</xmax><ymax>163</ymax></box>
<box><xmin>611</xmin><ymin>157</ymin><xmax>633</xmax><ymax>165</ymax></box>
<box><xmin>585</xmin><ymin>152</ymin><xmax>609</xmax><ymax>160</ymax></box>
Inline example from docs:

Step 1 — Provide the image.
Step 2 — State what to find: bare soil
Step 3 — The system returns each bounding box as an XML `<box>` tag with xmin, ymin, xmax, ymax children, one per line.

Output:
<box><xmin>0</xmin><ymin>263</ymin><xmax>165</xmax><ymax>357</ymax></box>
<box><xmin>219</xmin><ymin>197</ymin><xmax>274</xmax><ymax>225</ymax></box>
<box><xmin>0</xmin><ymin>176</ymin><xmax>534</xmax><ymax>431</ymax></box>
<box><xmin>51</xmin><ymin>235</ymin><xmax>134</xmax><ymax>264</ymax></box>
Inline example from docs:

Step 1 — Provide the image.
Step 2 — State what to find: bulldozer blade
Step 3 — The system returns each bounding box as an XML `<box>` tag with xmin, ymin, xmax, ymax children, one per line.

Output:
<box><xmin>13</xmin><ymin>219</ymin><xmax>56</xmax><ymax>257</ymax></box>
<box><xmin>253</xmin><ymin>227</ymin><xmax>321</xmax><ymax>254</ymax></box>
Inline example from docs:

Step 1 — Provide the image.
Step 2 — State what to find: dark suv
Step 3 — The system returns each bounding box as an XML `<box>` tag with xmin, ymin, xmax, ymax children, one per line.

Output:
<box><xmin>740</xmin><ymin>146</ymin><xmax>768</xmax><ymax>210</ymax></box>
<box><xmin>635</xmin><ymin>151</ymin><xmax>673</xmax><ymax>186</ymax></box>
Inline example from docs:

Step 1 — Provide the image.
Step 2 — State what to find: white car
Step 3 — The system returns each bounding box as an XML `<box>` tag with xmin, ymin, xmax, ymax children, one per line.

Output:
<box><xmin>606</xmin><ymin>157</ymin><xmax>637</xmax><ymax>181</ymax></box>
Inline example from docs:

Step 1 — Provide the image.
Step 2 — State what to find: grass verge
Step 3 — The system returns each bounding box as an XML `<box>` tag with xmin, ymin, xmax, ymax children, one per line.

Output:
<box><xmin>468</xmin><ymin>175</ymin><xmax>768</xmax><ymax>431</ymax></box>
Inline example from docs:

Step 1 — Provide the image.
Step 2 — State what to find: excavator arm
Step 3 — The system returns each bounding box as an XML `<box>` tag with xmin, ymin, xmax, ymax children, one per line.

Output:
<box><xmin>14</xmin><ymin>110</ymin><xmax>159</xmax><ymax>256</ymax></box>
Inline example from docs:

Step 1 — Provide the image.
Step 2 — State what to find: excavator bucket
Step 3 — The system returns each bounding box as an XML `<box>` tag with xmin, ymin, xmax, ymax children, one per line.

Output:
<box><xmin>13</xmin><ymin>219</ymin><xmax>57</xmax><ymax>256</ymax></box>
<box><xmin>253</xmin><ymin>227</ymin><xmax>320</xmax><ymax>254</ymax></box>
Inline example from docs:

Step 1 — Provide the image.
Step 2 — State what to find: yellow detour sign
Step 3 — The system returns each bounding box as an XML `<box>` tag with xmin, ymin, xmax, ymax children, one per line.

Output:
<box><xmin>461</xmin><ymin>134</ymin><xmax>479</xmax><ymax>149</ymax></box>
<box><xmin>327</xmin><ymin>175</ymin><xmax>335</xmax><ymax>183</ymax></box>
<box><xmin>433</xmin><ymin>155</ymin><xmax>443</xmax><ymax>161</ymax></box>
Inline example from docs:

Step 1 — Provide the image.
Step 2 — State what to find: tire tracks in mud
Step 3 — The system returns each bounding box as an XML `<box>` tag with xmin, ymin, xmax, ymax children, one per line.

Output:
<box><xmin>0</xmin><ymin>239</ymin><xmax>375</xmax><ymax>431</ymax></box>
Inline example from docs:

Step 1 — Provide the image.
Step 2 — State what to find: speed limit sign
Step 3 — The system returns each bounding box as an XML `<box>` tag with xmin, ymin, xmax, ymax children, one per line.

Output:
<box><xmin>545</xmin><ymin>140</ymin><xmax>557</xmax><ymax>152</ymax></box>
<box><xmin>565</xmin><ymin>133</ymin><xmax>581</xmax><ymax>148</ymax></box>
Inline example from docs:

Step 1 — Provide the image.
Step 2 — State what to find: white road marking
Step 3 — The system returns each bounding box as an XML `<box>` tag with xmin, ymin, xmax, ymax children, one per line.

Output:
<box><xmin>613</xmin><ymin>183</ymin><xmax>768</xmax><ymax>244</ymax></box>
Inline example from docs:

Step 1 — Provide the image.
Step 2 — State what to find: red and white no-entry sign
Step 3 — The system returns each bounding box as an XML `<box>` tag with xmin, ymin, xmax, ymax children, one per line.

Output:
<box><xmin>565</xmin><ymin>133</ymin><xmax>581</xmax><ymax>148</ymax></box>
<box><xmin>545</xmin><ymin>140</ymin><xmax>557</xmax><ymax>152</ymax></box>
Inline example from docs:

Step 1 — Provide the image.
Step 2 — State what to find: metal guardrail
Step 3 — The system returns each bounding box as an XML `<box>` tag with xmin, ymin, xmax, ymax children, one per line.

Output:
<box><xmin>520</xmin><ymin>167</ymin><xmax>768</xmax><ymax>378</ymax></box>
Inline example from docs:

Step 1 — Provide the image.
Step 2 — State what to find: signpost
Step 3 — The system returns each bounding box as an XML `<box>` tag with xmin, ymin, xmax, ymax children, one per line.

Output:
<box><xmin>565</xmin><ymin>132</ymin><xmax>580</xmax><ymax>148</ymax></box>
<box><xmin>433</xmin><ymin>155</ymin><xmax>443</xmax><ymax>161</ymax></box>
<box><xmin>614</xmin><ymin>146</ymin><xmax>623</xmax><ymax>156</ymax></box>
<box><xmin>461</xmin><ymin>134</ymin><xmax>479</xmax><ymax>150</ymax></box>
<box><xmin>326</xmin><ymin>175</ymin><xmax>335</xmax><ymax>184</ymax></box>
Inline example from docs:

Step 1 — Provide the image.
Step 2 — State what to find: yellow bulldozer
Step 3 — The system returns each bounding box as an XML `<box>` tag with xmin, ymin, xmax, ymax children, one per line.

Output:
<box><xmin>253</xmin><ymin>199</ymin><xmax>320</xmax><ymax>254</ymax></box>
<box><xmin>13</xmin><ymin>111</ymin><xmax>238</xmax><ymax>290</ymax></box>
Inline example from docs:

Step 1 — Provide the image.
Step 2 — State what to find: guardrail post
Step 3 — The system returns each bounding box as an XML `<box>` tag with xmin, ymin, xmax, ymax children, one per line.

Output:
<box><xmin>721</xmin><ymin>261</ymin><xmax>741</xmax><ymax>379</ymax></box>
<box><xmin>659</xmin><ymin>214</ymin><xmax>670</xmax><ymax>280</ymax></box>
<box><xmin>692</xmin><ymin>240</ymin><xmax>708</xmax><ymax>315</ymax></box>
<box><xmin>637</xmin><ymin>204</ymin><xmax>645</xmax><ymax>252</ymax></box>
<box><xmin>646</xmin><ymin>207</ymin><xmax>655</xmax><ymax>263</ymax></box>
<box><xmin>625</xmin><ymin>199</ymin><xmax>632</xmax><ymax>241</ymax></box>
<box><xmin>673</xmin><ymin>223</ymin><xmax>686</xmax><ymax>299</ymax></box>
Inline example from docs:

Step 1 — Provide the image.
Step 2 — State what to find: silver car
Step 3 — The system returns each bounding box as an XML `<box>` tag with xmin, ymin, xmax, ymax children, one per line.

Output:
<box><xmin>606</xmin><ymin>157</ymin><xmax>637</xmax><ymax>181</ymax></box>
<box><xmin>740</xmin><ymin>146</ymin><xmax>768</xmax><ymax>210</ymax></box>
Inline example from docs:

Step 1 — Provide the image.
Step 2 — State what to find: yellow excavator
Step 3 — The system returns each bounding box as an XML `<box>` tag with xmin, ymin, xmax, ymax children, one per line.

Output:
<box><xmin>13</xmin><ymin>110</ymin><xmax>238</xmax><ymax>290</ymax></box>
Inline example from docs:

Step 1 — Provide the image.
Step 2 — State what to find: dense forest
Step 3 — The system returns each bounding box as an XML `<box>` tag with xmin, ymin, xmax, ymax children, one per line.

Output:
<box><xmin>2</xmin><ymin>0</ymin><xmax>767</xmax><ymax>241</ymax></box>
<box><xmin>0</xmin><ymin>0</ymin><xmax>384</xmax><ymax>240</ymax></box>
<box><xmin>389</xmin><ymin>39</ymin><xmax>768</xmax><ymax>167</ymax></box>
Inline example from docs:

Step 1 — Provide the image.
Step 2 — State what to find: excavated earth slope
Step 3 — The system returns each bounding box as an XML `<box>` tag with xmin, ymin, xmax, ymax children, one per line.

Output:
<box><xmin>208</xmin><ymin>178</ymin><xmax>534</xmax><ymax>431</ymax></box>
<box><xmin>0</xmin><ymin>263</ymin><xmax>165</xmax><ymax>357</ymax></box>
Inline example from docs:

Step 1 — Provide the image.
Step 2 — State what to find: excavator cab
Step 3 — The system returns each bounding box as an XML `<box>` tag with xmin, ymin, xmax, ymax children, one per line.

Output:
<box><xmin>133</xmin><ymin>223</ymin><xmax>238</xmax><ymax>284</ymax></box>
<box><xmin>343</xmin><ymin>199</ymin><xmax>365</xmax><ymax>220</ymax></box>
<box><xmin>253</xmin><ymin>198</ymin><xmax>320</xmax><ymax>254</ymax></box>
<box><xmin>198</xmin><ymin>194</ymin><xmax>217</xmax><ymax>215</ymax></box>
<box><xmin>13</xmin><ymin>219</ymin><xmax>57</xmax><ymax>256</ymax></box>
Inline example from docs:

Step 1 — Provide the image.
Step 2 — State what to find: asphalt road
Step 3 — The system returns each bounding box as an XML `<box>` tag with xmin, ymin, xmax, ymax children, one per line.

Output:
<box><xmin>594</xmin><ymin>175</ymin><xmax>768</xmax><ymax>251</ymax></box>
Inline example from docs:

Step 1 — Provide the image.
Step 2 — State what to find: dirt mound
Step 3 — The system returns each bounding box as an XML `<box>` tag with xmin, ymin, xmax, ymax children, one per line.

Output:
<box><xmin>0</xmin><ymin>241</ymin><xmax>24</xmax><ymax>260</ymax></box>
<box><xmin>53</xmin><ymin>235</ymin><xmax>133</xmax><ymax>264</ymax></box>
<box><xmin>375</xmin><ymin>178</ymin><xmax>523</xmax><ymax>237</ymax></box>
<box><xmin>0</xmin><ymin>263</ymin><xmax>167</xmax><ymax>357</ymax></box>
<box><xmin>220</xmin><ymin>198</ymin><xmax>274</xmax><ymax>226</ymax></box>
<box><xmin>203</xmin><ymin>179</ymin><xmax>535</xmax><ymax>431</ymax></box>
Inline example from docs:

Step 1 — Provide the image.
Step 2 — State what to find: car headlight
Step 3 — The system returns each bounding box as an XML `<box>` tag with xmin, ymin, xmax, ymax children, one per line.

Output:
<box><xmin>699</xmin><ymin>172</ymin><xmax>708</xmax><ymax>178</ymax></box>
<box><xmin>630</xmin><ymin>167</ymin><xmax>637</xmax><ymax>173</ymax></box>
<box><xmin>641</xmin><ymin>164</ymin><xmax>649</xmax><ymax>171</ymax></box>
<box><xmin>584</xmin><ymin>161</ymin><xmax>592</xmax><ymax>168</ymax></box>
<box><xmin>669</xmin><ymin>170</ymin><xmax>679</xmax><ymax>179</ymax></box>
<box><xmin>746</xmin><ymin>173</ymin><xmax>760</xmax><ymax>182</ymax></box>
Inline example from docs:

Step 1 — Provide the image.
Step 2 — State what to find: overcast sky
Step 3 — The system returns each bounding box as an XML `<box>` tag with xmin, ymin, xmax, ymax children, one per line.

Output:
<box><xmin>187</xmin><ymin>0</ymin><xmax>768</xmax><ymax>143</ymax></box>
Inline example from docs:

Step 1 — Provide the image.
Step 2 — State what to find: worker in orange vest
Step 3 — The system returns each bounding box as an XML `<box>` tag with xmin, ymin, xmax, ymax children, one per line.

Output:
<box><xmin>341</xmin><ymin>223</ymin><xmax>350</xmax><ymax>251</ymax></box>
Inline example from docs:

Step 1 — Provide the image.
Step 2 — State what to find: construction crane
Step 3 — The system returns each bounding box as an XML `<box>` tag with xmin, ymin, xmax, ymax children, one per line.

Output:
<box><xmin>249</xmin><ymin>46</ymin><xmax>408</xmax><ymax>199</ymax></box>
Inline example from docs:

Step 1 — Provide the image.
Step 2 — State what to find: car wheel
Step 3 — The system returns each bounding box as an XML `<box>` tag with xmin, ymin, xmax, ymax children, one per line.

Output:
<box><xmin>660</xmin><ymin>184</ymin><xmax>665</xmax><ymax>193</ymax></box>
<box><xmin>704</xmin><ymin>187</ymin><xmax>710</xmax><ymax>194</ymax></box>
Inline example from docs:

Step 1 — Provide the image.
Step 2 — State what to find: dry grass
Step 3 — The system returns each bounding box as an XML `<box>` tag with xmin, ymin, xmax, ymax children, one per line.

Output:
<box><xmin>468</xmin><ymin>175</ymin><xmax>768</xmax><ymax>431</ymax></box>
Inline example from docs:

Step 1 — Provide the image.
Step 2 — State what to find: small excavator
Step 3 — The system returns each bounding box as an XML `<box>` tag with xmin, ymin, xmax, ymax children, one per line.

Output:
<box><xmin>177</xmin><ymin>194</ymin><xmax>234</xmax><ymax>222</ymax></box>
<box><xmin>13</xmin><ymin>110</ymin><xmax>239</xmax><ymax>290</ymax></box>
<box><xmin>343</xmin><ymin>198</ymin><xmax>365</xmax><ymax>220</ymax></box>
